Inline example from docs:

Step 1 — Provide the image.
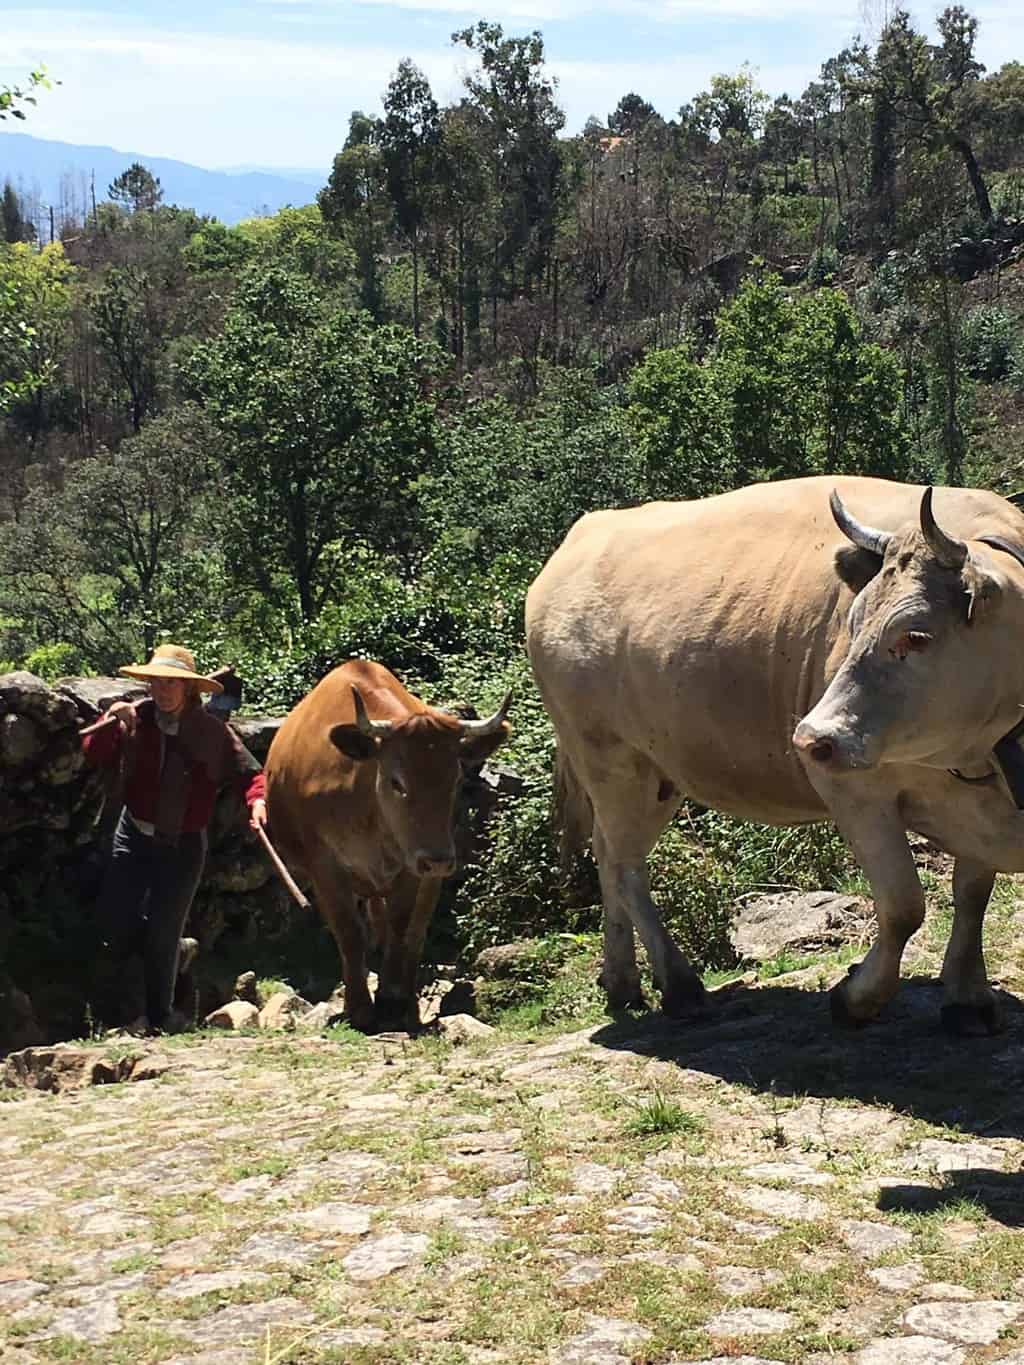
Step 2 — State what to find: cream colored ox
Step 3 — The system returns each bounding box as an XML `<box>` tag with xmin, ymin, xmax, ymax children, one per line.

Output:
<box><xmin>525</xmin><ymin>474</ymin><xmax>1024</xmax><ymax>1034</ymax></box>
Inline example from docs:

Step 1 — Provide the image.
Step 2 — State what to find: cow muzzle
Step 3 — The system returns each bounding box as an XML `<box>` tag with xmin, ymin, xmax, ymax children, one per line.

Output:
<box><xmin>412</xmin><ymin>848</ymin><xmax>457</xmax><ymax>878</ymax></box>
<box><xmin>792</xmin><ymin>719</ymin><xmax>871</xmax><ymax>771</ymax></box>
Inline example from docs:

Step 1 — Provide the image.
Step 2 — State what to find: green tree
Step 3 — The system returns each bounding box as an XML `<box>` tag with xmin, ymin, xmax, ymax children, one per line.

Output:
<box><xmin>184</xmin><ymin>265</ymin><xmax>441</xmax><ymax>620</ymax></box>
<box><xmin>871</xmin><ymin>7</ymin><xmax>993</xmax><ymax>224</ymax></box>
<box><xmin>319</xmin><ymin>115</ymin><xmax>389</xmax><ymax>318</ymax></box>
<box><xmin>0</xmin><ymin>407</ymin><xmax>214</xmax><ymax>668</ymax></box>
<box><xmin>453</xmin><ymin>22</ymin><xmax>566</xmax><ymax>340</ymax></box>
<box><xmin>91</xmin><ymin>264</ymin><xmax>162</xmax><ymax>431</ymax></box>
<box><xmin>108</xmin><ymin>162</ymin><xmax>164</xmax><ymax>214</ymax></box>
<box><xmin>381</xmin><ymin>60</ymin><xmax>441</xmax><ymax>336</ymax></box>
<box><xmin>626</xmin><ymin>347</ymin><xmax>734</xmax><ymax>498</ymax></box>
<box><xmin>0</xmin><ymin>242</ymin><xmax>72</xmax><ymax>424</ymax></box>
<box><xmin>1</xmin><ymin>182</ymin><xmax>33</xmax><ymax>243</ymax></box>
<box><xmin>712</xmin><ymin>272</ymin><xmax>910</xmax><ymax>483</ymax></box>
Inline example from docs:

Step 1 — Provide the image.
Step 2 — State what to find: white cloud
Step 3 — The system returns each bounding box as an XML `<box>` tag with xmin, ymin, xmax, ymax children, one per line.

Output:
<box><xmin>2</xmin><ymin>2</ymin><xmax>1020</xmax><ymax>168</ymax></box>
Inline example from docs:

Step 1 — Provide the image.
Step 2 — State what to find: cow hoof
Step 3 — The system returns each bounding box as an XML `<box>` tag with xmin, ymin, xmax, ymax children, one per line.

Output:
<box><xmin>940</xmin><ymin>1000</ymin><xmax>1004</xmax><ymax>1038</ymax></box>
<box><xmin>829</xmin><ymin>980</ymin><xmax>872</xmax><ymax>1031</ymax></box>
<box><xmin>606</xmin><ymin>993</ymin><xmax>648</xmax><ymax>1015</ymax></box>
<box><xmin>346</xmin><ymin>1005</ymin><xmax>378</xmax><ymax>1034</ymax></box>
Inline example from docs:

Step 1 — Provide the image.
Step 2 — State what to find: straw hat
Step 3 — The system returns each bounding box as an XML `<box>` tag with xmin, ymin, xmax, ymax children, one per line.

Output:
<box><xmin>119</xmin><ymin>644</ymin><xmax>224</xmax><ymax>694</ymax></box>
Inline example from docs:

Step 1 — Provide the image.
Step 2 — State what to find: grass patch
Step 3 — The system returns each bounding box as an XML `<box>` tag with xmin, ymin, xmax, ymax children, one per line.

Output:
<box><xmin>624</xmin><ymin>1088</ymin><xmax>706</xmax><ymax>1142</ymax></box>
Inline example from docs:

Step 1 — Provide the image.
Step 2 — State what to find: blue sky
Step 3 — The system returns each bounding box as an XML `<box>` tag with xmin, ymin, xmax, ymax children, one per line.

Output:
<box><xmin>3</xmin><ymin>1</ymin><xmax>1020</xmax><ymax>172</ymax></box>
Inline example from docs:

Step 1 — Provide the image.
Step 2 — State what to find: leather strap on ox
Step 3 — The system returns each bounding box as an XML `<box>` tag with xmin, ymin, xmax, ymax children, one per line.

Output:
<box><xmin>949</xmin><ymin>535</ymin><xmax>1024</xmax><ymax>809</ymax></box>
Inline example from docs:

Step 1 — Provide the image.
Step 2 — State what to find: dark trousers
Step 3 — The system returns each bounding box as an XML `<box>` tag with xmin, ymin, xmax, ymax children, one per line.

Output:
<box><xmin>98</xmin><ymin>809</ymin><xmax>207</xmax><ymax>1026</ymax></box>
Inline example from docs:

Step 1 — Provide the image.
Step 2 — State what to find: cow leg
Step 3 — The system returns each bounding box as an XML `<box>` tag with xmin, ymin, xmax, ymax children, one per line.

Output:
<box><xmin>375</xmin><ymin>873</ymin><xmax>441</xmax><ymax>1032</ymax></box>
<box><xmin>941</xmin><ymin>857</ymin><xmax>1002</xmax><ymax>1036</ymax></box>
<box><xmin>308</xmin><ymin>851</ymin><xmax>375</xmax><ymax>1033</ymax></box>
<box><xmin>596</xmin><ymin>860</ymin><xmax>703</xmax><ymax>1016</ymax></box>
<box><xmin>599</xmin><ymin>900</ymin><xmax>645</xmax><ymax>1012</ymax></box>
<box><xmin>826</xmin><ymin>803</ymin><xmax>925</xmax><ymax>1026</ymax></box>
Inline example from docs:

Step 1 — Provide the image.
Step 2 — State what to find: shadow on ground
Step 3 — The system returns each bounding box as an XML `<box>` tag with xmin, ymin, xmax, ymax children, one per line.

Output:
<box><xmin>590</xmin><ymin>975</ymin><xmax>1024</xmax><ymax>1222</ymax></box>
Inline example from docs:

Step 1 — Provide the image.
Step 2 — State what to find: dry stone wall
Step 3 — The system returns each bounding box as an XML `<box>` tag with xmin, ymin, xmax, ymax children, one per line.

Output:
<box><xmin>0</xmin><ymin>671</ymin><xmax>292</xmax><ymax>1049</ymax></box>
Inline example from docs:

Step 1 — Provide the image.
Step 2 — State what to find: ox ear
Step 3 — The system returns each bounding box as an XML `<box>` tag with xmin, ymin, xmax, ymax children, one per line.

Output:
<box><xmin>459</xmin><ymin>721</ymin><xmax>511</xmax><ymax>768</ymax></box>
<box><xmin>962</xmin><ymin>553</ymin><xmax>1004</xmax><ymax>626</ymax></box>
<box><xmin>833</xmin><ymin>545</ymin><xmax>884</xmax><ymax>595</ymax></box>
<box><xmin>328</xmin><ymin>723</ymin><xmax>378</xmax><ymax>762</ymax></box>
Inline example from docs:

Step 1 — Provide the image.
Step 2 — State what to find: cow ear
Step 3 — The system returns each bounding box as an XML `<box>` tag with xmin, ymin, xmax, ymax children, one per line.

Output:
<box><xmin>834</xmin><ymin>545</ymin><xmax>883</xmax><ymax>595</ymax></box>
<box><xmin>328</xmin><ymin>724</ymin><xmax>378</xmax><ymax>761</ymax></box>
<box><xmin>460</xmin><ymin>722</ymin><xmax>511</xmax><ymax>768</ymax></box>
<box><xmin>962</xmin><ymin>554</ymin><xmax>1004</xmax><ymax>626</ymax></box>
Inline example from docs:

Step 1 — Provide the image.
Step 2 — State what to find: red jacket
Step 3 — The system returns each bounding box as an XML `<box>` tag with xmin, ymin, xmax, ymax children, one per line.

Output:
<box><xmin>83</xmin><ymin>701</ymin><xmax>266</xmax><ymax>835</ymax></box>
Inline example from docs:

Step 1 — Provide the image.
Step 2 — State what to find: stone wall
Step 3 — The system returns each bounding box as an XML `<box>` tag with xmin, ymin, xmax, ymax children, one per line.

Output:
<box><xmin>0</xmin><ymin>671</ymin><xmax>295</xmax><ymax>1048</ymax></box>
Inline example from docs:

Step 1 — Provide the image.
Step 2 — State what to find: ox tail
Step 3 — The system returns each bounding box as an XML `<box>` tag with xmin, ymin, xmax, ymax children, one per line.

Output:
<box><xmin>553</xmin><ymin>746</ymin><xmax>594</xmax><ymax>873</ymax></box>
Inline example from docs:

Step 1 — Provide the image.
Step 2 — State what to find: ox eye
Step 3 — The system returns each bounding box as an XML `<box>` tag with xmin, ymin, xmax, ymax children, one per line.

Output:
<box><xmin>890</xmin><ymin>631</ymin><xmax>933</xmax><ymax>660</ymax></box>
<box><xmin>391</xmin><ymin>776</ymin><xmax>407</xmax><ymax>798</ymax></box>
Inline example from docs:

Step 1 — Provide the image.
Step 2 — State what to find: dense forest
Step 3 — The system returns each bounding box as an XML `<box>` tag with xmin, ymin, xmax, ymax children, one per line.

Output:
<box><xmin>2</xmin><ymin>8</ymin><xmax>1023</xmax><ymax>958</ymax></box>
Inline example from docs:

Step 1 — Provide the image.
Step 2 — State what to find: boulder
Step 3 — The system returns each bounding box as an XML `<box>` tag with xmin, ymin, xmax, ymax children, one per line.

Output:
<box><xmin>204</xmin><ymin>1001</ymin><xmax>260</xmax><ymax>1031</ymax></box>
<box><xmin>258</xmin><ymin>991</ymin><xmax>312</xmax><ymax>1030</ymax></box>
<box><xmin>300</xmin><ymin>998</ymin><xmax>347</xmax><ymax>1032</ymax></box>
<box><xmin>2</xmin><ymin>1043</ymin><xmax>169</xmax><ymax>1092</ymax></box>
<box><xmin>474</xmin><ymin>941</ymin><xmax>545</xmax><ymax>979</ymax></box>
<box><xmin>436</xmin><ymin>1013</ymin><xmax>495</xmax><ymax>1044</ymax></box>
<box><xmin>729</xmin><ymin>891</ymin><xmax>873</xmax><ymax>964</ymax></box>
<box><xmin>55</xmin><ymin>676</ymin><xmax>147</xmax><ymax>721</ymax></box>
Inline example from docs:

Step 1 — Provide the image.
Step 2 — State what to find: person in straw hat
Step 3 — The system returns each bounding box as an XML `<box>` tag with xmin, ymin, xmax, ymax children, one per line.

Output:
<box><xmin>81</xmin><ymin>643</ymin><xmax>268</xmax><ymax>1035</ymax></box>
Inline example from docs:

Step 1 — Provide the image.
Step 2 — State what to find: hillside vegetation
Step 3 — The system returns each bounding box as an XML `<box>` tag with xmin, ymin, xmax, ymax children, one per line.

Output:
<box><xmin>1</xmin><ymin>7</ymin><xmax>1023</xmax><ymax>972</ymax></box>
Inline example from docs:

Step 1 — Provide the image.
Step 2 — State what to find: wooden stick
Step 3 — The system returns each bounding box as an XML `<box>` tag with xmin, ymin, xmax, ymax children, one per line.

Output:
<box><xmin>256</xmin><ymin>824</ymin><xmax>311</xmax><ymax>909</ymax></box>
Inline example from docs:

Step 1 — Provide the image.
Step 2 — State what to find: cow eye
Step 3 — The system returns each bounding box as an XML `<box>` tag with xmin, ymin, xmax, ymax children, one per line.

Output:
<box><xmin>891</xmin><ymin>630</ymin><xmax>933</xmax><ymax>660</ymax></box>
<box><xmin>391</xmin><ymin>776</ymin><xmax>407</xmax><ymax>798</ymax></box>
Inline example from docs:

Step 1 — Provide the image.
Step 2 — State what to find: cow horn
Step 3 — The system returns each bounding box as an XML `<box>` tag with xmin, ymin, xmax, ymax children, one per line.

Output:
<box><xmin>830</xmin><ymin>489</ymin><xmax>892</xmax><ymax>557</ymax></box>
<box><xmin>351</xmin><ymin>686</ymin><xmax>393</xmax><ymax>738</ymax></box>
<box><xmin>920</xmin><ymin>488</ymin><xmax>968</xmax><ymax>570</ymax></box>
<box><xmin>459</xmin><ymin>690</ymin><xmax>512</xmax><ymax>739</ymax></box>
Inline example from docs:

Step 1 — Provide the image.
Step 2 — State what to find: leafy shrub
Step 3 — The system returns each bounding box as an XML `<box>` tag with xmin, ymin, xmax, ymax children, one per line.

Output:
<box><xmin>22</xmin><ymin>641</ymin><xmax>82</xmax><ymax>681</ymax></box>
<box><xmin>806</xmin><ymin>245</ymin><xmax>840</xmax><ymax>287</ymax></box>
<box><xmin>960</xmin><ymin>306</ymin><xmax>1020</xmax><ymax>382</ymax></box>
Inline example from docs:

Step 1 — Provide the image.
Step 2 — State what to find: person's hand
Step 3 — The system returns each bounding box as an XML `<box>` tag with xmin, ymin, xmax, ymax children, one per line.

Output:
<box><xmin>107</xmin><ymin>701</ymin><xmax>137</xmax><ymax>735</ymax></box>
<box><xmin>249</xmin><ymin>799</ymin><xmax>268</xmax><ymax>831</ymax></box>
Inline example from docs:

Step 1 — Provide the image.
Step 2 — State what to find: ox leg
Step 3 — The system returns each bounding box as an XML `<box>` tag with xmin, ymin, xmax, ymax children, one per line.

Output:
<box><xmin>597</xmin><ymin>860</ymin><xmax>705</xmax><ymax>1018</ymax></box>
<box><xmin>827</xmin><ymin>805</ymin><xmax>925</xmax><ymax>1026</ymax></box>
<box><xmin>308</xmin><ymin>851</ymin><xmax>375</xmax><ymax>1033</ymax></box>
<box><xmin>586</xmin><ymin>757</ymin><xmax>701</xmax><ymax>1017</ymax></box>
<box><xmin>599</xmin><ymin>900</ymin><xmax>645</xmax><ymax>1012</ymax></box>
<box><xmin>941</xmin><ymin>857</ymin><xmax>1002</xmax><ymax>1036</ymax></box>
<box><xmin>376</xmin><ymin>873</ymin><xmax>442</xmax><ymax>1032</ymax></box>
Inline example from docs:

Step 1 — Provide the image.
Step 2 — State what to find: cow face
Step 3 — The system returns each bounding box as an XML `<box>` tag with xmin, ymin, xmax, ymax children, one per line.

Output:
<box><xmin>794</xmin><ymin>489</ymin><xmax>1015</xmax><ymax>773</ymax></box>
<box><xmin>329</xmin><ymin>693</ymin><xmax>511</xmax><ymax>878</ymax></box>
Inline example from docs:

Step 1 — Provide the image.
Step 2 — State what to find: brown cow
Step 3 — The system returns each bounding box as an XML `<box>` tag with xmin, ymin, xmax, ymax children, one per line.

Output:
<box><xmin>264</xmin><ymin>659</ymin><xmax>511</xmax><ymax>1032</ymax></box>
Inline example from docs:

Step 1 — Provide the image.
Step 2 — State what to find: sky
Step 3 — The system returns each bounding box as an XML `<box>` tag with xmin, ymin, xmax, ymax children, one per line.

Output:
<box><xmin>2</xmin><ymin>0</ymin><xmax>1021</xmax><ymax>174</ymax></box>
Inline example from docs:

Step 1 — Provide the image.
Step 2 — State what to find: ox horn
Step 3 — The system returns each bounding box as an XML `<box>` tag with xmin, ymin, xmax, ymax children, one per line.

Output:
<box><xmin>351</xmin><ymin>685</ymin><xmax>394</xmax><ymax>738</ymax></box>
<box><xmin>459</xmin><ymin>690</ymin><xmax>512</xmax><ymax>739</ymax></box>
<box><xmin>920</xmin><ymin>488</ymin><xmax>968</xmax><ymax>571</ymax></box>
<box><xmin>830</xmin><ymin>489</ymin><xmax>892</xmax><ymax>557</ymax></box>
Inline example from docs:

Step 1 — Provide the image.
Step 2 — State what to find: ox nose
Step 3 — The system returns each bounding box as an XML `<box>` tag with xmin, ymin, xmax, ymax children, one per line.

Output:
<box><xmin>793</xmin><ymin>720</ymin><xmax>850</xmax><ymax>768</ymax></box>
<box><xmin>414</xmin><ymin>849</ymin><xmax>456</xmax><ymax>878</ymax></box>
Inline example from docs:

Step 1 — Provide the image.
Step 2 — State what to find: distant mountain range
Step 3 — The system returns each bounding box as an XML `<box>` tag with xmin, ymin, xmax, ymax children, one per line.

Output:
<box><xmin>0</xmin><ymin>132</ymin><xmax>322</xmax><ymax>228</ymax></box>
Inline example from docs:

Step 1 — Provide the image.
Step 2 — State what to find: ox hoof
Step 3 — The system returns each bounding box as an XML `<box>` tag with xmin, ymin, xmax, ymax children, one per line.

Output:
<box><xmin>605</xmin><ymin>992</ymin><xmax>648</xmax><ymax>1015</ymax></box>
<box><xmin>829</xmin><ymin>979</ymin><xmax>873</xmax><ymax>1031</ymax></box>
<box><xmin>940</xmin><ymin>1000</ymin><xmax>1004</xmax><ymax>1038</ymax></box>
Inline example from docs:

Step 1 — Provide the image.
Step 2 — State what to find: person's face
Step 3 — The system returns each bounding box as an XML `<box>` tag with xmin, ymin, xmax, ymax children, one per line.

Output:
<box><xmin>150</xmin><ymin>676</ymin><xmax>189</xmax><ymax>714</ymax></box>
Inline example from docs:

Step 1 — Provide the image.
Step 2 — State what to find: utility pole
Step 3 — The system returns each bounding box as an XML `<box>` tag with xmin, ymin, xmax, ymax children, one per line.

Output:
<box><xmin>90</xmin><ymin>170</ymin><xmax>97</xmax><ymax>226</ymax></box>
<box><xmin>49</xmin><ymin>204</ymin><xmax>55</xmax><ymax>243</ymax></box>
